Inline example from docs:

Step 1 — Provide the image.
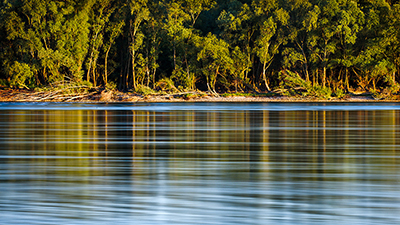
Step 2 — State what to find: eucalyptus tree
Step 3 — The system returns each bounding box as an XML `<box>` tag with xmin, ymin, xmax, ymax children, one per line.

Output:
<box><xmin>217</xmin><ymin>1</ymin><xmax>259</xmax><ymax>91</ymax></box>
<box><xmin>330</xmin><ymin>0</ymin><xmax>364</xmax><ymax>90</ymax></box>
<box><xmin>303</xmin><ymin>3</ymin><xmax>333</xmax><ymax>87</ymax></box>
<box><xmin>254</xmin><ymin>17</ymin><xmax>276</xmax><ymax>92</ymax></box>
<box><xmin>279</xmin><ymin>0</ymin><xmax>313</xmax><ymax>83</ymax></box>
<box><xmin>1</xmin><ymin>0</ymin><xmax>94</xmax><ymax>87</ymax></box>
<box><xmin>128</xmin><ymin>0</ymin><xmax>149</xmax><ymax>90</ymax></box>
<box><xmin>162</xmin><ymin>0</ymin><xmax>215</xmax><ymax>90</ymax></box>
<box><xmin>196</xmin><ymin>33</ymin><xmax>232</xmax><ymax>94</ymax></box>
<box><xmin>53</xmin><ymin>0</ymin><xmax>94</xmax><ymax>83</ymax></box>
<box><xmin>86</xmin><ymin>0</ymin><xmax>125</xmax><ymax>87</ymax></box>
<box><xmin>298</xmin><ymin>0</ymin><xmax>364</xmax><ymax>88</ymax></box>
<box><xmin>102</xmin><ymin>5</ymin><xmax>125</xmax><ymax>86</ymax></box>
<box><xmin>138</xmin><ymin>1</ymin><xmax>162</xmax><ymax>88</ymax></box>
<box><xmin>385</xmin><ymin>3</ymin><xmax>400</xmax><ymax>85</ymax></box>
<box><xmin>162</xmin><ymin>0</ymin><xmax>191</xmax><ymax>89</ymax></box>
<box><xmin>353</xmin><ymin>0</ymin><xmax>398</xmax><ymax>90</ymax></box>
<box><xmin>253</xmin><ymin>0</ymin><xmax>290</xmax><ymax>91</ymax></box>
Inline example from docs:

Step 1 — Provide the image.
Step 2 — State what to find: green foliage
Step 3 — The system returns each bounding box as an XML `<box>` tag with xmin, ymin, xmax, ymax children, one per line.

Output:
<box><xmin>8</xmin><ymin>62</ymin><xmax>34</xmax><ymax>88</ymax></box>
<box><xmin>0</xmin><ymin>0</ymin><xmax>400</xmax><ymax>99</ymax></box>
<box><xmin>135</xmin><ymin>84</ymin><xmax>157</xmax><ymax>95</ymax></box>
<box><xmin>372</xmin><ymin>83</ymin><xmax>400</xmax><ymax>99</ymax></box>
<box><xmin>155</xmin><ymin>78</ymin><xmax>179</xmax><ymax>92</ymax></box>
<box><xmin>0</xmin><ymin>79</ymin><xmax>9</xmax><ymax>87</ymax></box>
<box><xmin>279</xmin><ymin>70</ymin><xmax>311</xmax><ymax>91</ymax></box>
<box><xmin>182</xmin><ymin>92</ymin><xmax>197</xmax><ymax>99</ymax></box>
<box><xmin>105</xmin><ymin>81</ymin><xmax>117</xmax><ymax>91</ymax></box>
<box><xmin>221</xmin><ymin>92</ymin><xmax>254</xmax><ymax>97</ymax></box>
<box><xmin>33</xmin><ymin>80</ymin><xmax>94</xmax><ymax>96</ymax></box>
<box><xmin>196</xmin><ymin>32</ymin><xmax>232</xmax><ymax>94</ymax></box>
<box><xmin>171</xmin><ymin>65</ymin><xmax>192</xmax><ymax>90</ymax></box>
<box><xmin>1</xmin><ymin>0</ymin><xmax>93</xmax><ymax>87</ymax></box>
<box><xmin>333</xmin><ymin>88</ymin><xmax>346</xmax><ymax>99</ymax></box>
<box><xmin>304</xmin><ymin>85</ymin><xmax>333</xmax><ymax>99</ymax></box>
<box><xmin>278</xmin><ymin>70</ymin><xmax>333</xmax><ymax>99</ymax></box>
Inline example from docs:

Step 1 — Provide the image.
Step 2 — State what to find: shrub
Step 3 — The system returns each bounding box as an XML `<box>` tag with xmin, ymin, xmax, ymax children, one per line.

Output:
<box><xmin>105</xmin><ymin>81</ymin><xmax>117</xmax><ymax>91</ymax></box>
<box><xmin>304</xmin><ymin>85</ymin><xmax>332</xmax><ymax>99</ymax></box>
<box><xmin>278</xmin><ymin>70</ymin><xmax>311</xmax><ymax>91</ymax></box>
<box><xmin>333</xmin><ymin>88</ymin><xmax>346</xmax><ymax>99</ymax></box>
<box><xmin>9</xmin><ymin>62</ymin><xmax>34</xmax><ymax>88</ymax></box>
<box><xmin>135</xmin><ymin>84</ymin><xmax>156</xmax><ymax>95</ymax></box>
<box><xmin>0</xmin><ymin>79</ymin><xmax>9</xmax><ymax>87</ymax></box>
<box><xmin>155</xmin><ymin>78</ymin><xmax>179</xmax><ymax>92</ymax></box>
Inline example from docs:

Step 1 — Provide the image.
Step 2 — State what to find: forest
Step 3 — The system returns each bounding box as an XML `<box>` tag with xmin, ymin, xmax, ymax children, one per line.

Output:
<box><xmin>1</xmin><ymin>0</ymin><xmax>400</xmax><ymax>99</ymax></box>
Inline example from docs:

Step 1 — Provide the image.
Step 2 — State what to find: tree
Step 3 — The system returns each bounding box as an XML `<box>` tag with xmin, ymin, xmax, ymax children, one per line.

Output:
<box><xmin>1</xmin><ymin>0</ymin><xmax>400</xmax><ymax>98</ymax></box>
<box><xmin>254</xmin><ymin>1</ymin><xmax>289</xmax><ymax>91</ymax></box>
<box><xmin>280</xmin><ymin>0</ymin><xmax>313</xmax><ymax>83</ymax></box>
<box><xmin>354</xmin><ymin>0</ymin><xmax>396</xmax><ymax>90</ymax></box>
<box><xmin>300</xmin><ymin>0</ymin><xmax>363</xmax><ymax>88</ymax></box>
<box><xmin>102</xmin><ymin>7</ymin><xmax>125</xmax><ymax>86</ymax></box>
<box><xmin>162</xmin><ymin>0</ymin><xmax>215</xmax><ymax>90</ymax></box>
<box><xmin>1</xmin><ymin>0</ymin><xmax>93</xmax><ymax>86</ymax></box>
<box><xmin>197</xmin><ymin>33</ymin><xmax>232</xmax><ymax>94</ymax></box>
<box><xmin>128</xmin><ymin>0</ymin><xmax>149</xmax><ymax>90</ymax></box>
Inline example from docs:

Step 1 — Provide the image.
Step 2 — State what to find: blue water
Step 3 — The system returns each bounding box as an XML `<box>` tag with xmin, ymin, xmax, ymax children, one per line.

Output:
<box><xmin>1</xmin><ymin>102</ymin><xmax>400</xmax><ymax>111</ymax></box>
<box><xmin>1</xmin><ymin>103</ymin><xmax>400</xmax><ymax>224</ymax></box>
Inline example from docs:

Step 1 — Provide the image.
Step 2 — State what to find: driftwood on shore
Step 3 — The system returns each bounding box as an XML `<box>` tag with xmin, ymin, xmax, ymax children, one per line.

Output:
<box><xmin>0</xmin><ymin>86</ymin><xmax>385</xmax><ymax>103</ymax></box>
<box><xmin>0</xmin><ymin>87</ymin><xmax>215</xmax><ymax>102</ymax></box>
<box><xmin>0</xmin><ymin>87</ymin><xmax>109</xmax><ymax>102</ymax></box>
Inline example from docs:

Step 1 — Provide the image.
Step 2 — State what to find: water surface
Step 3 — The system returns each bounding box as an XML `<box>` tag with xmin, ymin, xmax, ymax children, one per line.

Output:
<box><xmin>1</xmin><ymin>102</ymin><xmax>400</xmax><ymax>224</ymax></box>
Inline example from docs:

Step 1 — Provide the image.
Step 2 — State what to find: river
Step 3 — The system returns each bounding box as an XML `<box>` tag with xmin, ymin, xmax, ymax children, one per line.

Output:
<box><xmin>1</xmin><ymin>102</ymin><xmax>400</xmax><ymax>224</ymax></box>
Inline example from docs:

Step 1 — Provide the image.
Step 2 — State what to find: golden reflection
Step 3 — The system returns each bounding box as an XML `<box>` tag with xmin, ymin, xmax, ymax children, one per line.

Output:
<box><xmin>261</xmin><ymin>110</ymin><xmax>269</xmax><ymax>160</ymax></box>
<box><xmin>2</xmin><ymin>107</ymin><xmax>400</xmax><ymax>185</ymax></box>
<box><xmin>132</xmin><ymin>110</ymin><xmax>136</xmax><ymax>157</ymax></box>
<box><xmin>3</xmin><ymin>105</ymin><xmax>400</xmax><ymax>225</ymax></box>
<box><xmin>105</xmin><ymin>110</ymin><xmax>108</xmax><ymax>157</ymax></box>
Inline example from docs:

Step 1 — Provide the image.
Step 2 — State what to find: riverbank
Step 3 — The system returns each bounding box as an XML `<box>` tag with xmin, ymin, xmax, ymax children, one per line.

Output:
<box><xmin>0</xmin><ymin>87</ymin><xmax>393</xmax><ymax>103</ymax></box>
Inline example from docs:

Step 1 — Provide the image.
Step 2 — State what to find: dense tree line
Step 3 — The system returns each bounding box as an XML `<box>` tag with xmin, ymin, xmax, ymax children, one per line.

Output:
<box><xmin>1</xmin><ymin>0</ymin><xmax>400</xmax><ymax>96</ymax></box>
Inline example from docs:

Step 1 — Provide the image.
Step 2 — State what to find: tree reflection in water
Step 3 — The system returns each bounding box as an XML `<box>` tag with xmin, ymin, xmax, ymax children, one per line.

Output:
<box><xmin>0</xmin><ymin>103</ymin><xmax>400</xmax><ymax>224</ymax></box>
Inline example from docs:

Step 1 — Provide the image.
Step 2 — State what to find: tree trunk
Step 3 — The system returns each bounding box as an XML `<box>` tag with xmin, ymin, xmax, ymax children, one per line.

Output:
<box><xmin>345</xmin><ymin>68</ymin><xmax>349</xmax><ymax>91</ymax></box>
<box><xmin>173</xmin><ymin>15</ymin><xmax>177</xmax><ymax>71</ymax></box>
<box><xmin>86</xmin><ymin>57</ymin><xmax>93</xmax><ymax>83</ymax></box>
<box><xmin>152</xmin><ymin>68</ymin><xmax>156</xmax><ymax>89</ymax></box>
<box><xmin>104</xmin><ymin>46</ymin><xmax>111</xmax><ymax>86</ymax></box>
<box><xmin>125</xmin><ymin>51</ymin><xmax>131</xmax><ymax>91</ymax></box>
<box><xmin>314</xmin><ymin>69</ymin><xmax>319</xmax><ymax>86</ymax></box>
<box><xmin>131</xmin><ymin>48</ymin><xmax>136</xmax><ymax>89</ymax></box>
<box><xmin>145</xmin><ymin>47</ymin><xmax>150</xmax><ymax>87</ymax></box>
<box><xmin>184</xmin><ymin>51</ymin><xmax>191</xmax><ymax>89</ymax></box>
<box><xmin>92</xmin><ymin>65</ymin><xmax>96</xmax><ymax>87</ymax></box>
<box><xmin>262</xmin><ymin>62</ymin><xmax>271</xmax><ymax>92</ymax></box>
<box><xmin>301</xmin><ymin>48</ymin><xmax>310</xmax><ymax>83</ymax></box>
<box><xmin>373</xmin><ymin>79</ymin><xmax>376</xmax><ymax>91</ymax></box>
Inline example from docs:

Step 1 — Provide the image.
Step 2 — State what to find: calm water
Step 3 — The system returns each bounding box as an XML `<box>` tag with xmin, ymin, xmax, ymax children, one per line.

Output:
<box><xmin>1</xmin><ymin>102</ymin><xmax>400</xmax><ymax>225</ymax></box>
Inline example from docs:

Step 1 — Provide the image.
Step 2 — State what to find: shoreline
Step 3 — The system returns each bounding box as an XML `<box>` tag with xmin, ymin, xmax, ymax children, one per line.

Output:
<box><xmin>0</xmin><ymin>88</ymin><xmax>397</xmax><ymax>103</ymax></box>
